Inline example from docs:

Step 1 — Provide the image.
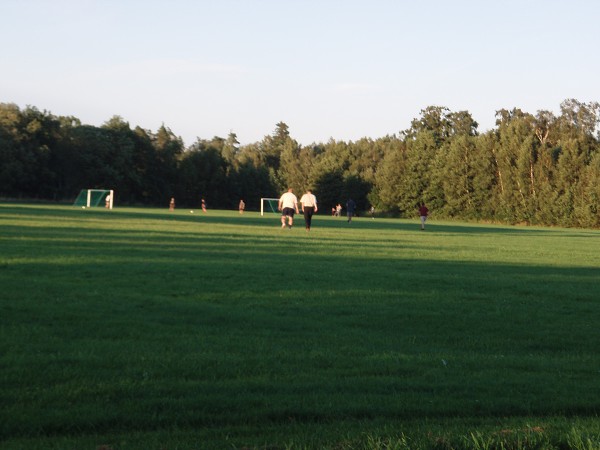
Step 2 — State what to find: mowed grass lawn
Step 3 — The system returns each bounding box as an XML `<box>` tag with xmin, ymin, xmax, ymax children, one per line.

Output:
<box><xmin>1</xmin><ymin>204</ymin><xmax>600</xmax><ymax>450</ymax></box>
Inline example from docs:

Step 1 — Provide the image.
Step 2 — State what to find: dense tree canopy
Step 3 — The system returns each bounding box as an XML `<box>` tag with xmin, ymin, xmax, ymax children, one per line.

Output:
<box><xmin>1</xmin><ymin>100</ymin><xmax>599</xmax><ymax>227</ymax></box>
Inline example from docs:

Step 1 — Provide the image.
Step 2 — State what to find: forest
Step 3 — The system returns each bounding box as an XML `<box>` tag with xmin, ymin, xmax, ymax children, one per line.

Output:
<box><xmin>1</xmin><ymin>99</ymin><xmax>599</xmax><ymax>227</ymax></box>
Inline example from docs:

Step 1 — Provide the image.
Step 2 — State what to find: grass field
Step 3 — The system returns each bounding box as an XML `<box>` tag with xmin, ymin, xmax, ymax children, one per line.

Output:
<box><xmin>1</xmin><ymin>204</ymin><xmax>600</xmax><ymax>450</ymax></box>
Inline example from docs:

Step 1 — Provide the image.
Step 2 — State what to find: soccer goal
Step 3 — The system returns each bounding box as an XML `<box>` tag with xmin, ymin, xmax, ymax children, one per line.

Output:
<box><xmin>73</xmin><ymin>189</ymin><xmax>114</xmax><ymax>209</ymax></box>
<box><xmin>260</xmin><ymin>198</ymin><xmax>279</xmax><ymax>216</ymax></box>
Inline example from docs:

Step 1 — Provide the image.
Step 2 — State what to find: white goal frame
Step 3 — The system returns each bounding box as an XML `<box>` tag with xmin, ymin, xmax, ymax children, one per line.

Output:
<box><xmin>260</xmin><ymin>198</ymin><xmax>280</xmax><ymax>216</ymax></box>
<box><xmin>74</xmin><ymin>189</ymin><xmax>114</xmax><ymax>209</ymax></box>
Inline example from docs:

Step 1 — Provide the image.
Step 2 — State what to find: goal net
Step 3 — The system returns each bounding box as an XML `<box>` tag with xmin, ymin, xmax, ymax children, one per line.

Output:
<box><xmin>260</xmin><ymin>198</ymin><xmax>279</xmax><ymax>216</ymax></box>
<box><xmin>73</xmin><ymin>189</ymin><xmax>114</xmax><ymax>209</ymax></box>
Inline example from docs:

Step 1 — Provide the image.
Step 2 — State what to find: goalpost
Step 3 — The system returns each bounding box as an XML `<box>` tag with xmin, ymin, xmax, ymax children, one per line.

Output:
<box><xmin>260</xmin><ymin>198</ymin><xmax>280</xmax><ymax>216</ymax></box>
<box><xmin>73</xmin><ymin>189</ymin><xmax>114</xmax><ymax>209</ymax></box>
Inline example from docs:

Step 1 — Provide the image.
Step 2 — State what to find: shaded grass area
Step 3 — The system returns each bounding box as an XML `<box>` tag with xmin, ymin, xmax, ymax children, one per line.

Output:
<box><xmin>4</xmin><ymin>419</ymin><xmax>600</xmax><ymax>450</ymax></box>
<box><xmin>1</xmin><ymin>204</ymin><xmax>600</xmax><ymax>449</ymax></box>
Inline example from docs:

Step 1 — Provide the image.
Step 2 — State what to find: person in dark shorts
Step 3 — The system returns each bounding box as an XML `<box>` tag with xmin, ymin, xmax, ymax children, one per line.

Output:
<box><xmin>278</xmin><ymin>188</ymin><xmax>299</xmax><ymax>229</ymax></box>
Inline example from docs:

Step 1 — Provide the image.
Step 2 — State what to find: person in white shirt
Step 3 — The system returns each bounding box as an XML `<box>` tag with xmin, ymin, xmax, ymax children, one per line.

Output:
<box><xmin>278</xmin><ymin>188</ymin><xmax>299</xmax><ymax>229</ymax></box>
<box><xmin>299</xmin><ymin>189</ymin><xmax>318</xmax><ymax>231</ymax></box>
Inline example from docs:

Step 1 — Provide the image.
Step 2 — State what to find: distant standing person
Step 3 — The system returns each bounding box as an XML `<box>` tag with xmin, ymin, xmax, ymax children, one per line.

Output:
<box><xmin>239</xmin><ymin>199</ymin><xmax>245</xmax><ymax>214</ymax></box>
<box><xmin>169</xmin><ymin>197</ymin><xmax>175</xmax><ymax>211</ymax></box>
<box><xmin>419</xmin><ymin>202</ymin><xmax>429</xmax><ymax>230</ymax></box>
<box><xmin>346</xmin><ymin>198</ymin><xmax>356</xmax><ymax>223</ymax></box>
<box><xmin>105</xmin><ymin>194</ymin><xmax>111</xmax><ymax>209</ymax></box>
<box><xmin>278</xmin><ymin>187</ymin><xmax>299</xmax><ymax>229</ymax></box>
<box><xmin>300</xmin><ymin>189</ymin><xmax>318</xmax><ymax>232</ymax></box>
<box><xmin>201</xmin><ymin>198</ymin><xmax>207</xmax><ymax>213</ymax></box>
<box><xmin>370</xmin><ymin>205</ymin><xmax>375</xmax><ymax>219</ymax></box>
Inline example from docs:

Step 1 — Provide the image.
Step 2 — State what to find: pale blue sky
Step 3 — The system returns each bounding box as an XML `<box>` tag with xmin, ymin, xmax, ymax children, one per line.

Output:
<box><xmin>2</xmin><ymin>0</ymin><xmax>599</xmax><ymax>146</ymax></box>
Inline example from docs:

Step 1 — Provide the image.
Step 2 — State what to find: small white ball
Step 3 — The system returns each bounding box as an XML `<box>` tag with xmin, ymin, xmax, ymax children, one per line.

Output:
<box><xmin>190</xmin><ymin>210</ymin><xmax>194</xmax><ymax>213</ymax></box>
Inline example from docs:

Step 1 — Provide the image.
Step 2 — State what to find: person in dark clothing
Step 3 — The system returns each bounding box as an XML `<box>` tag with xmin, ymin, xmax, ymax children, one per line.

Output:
<box><xmin>346</xmin><ymin>198</ymin><xmax>356</xmax><ymax>223</ymax></box>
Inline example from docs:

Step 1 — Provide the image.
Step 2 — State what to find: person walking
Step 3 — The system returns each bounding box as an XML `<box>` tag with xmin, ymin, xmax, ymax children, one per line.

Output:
<box><xmin>278</xmin><ymin>188</ymin><xmax>299</xmax><ymax>229</ymax></box>
<box><xmin>239</xmin><ymin>199</ymin><xmax>245</xmax><ymax>214</ymax></box>
<box><xmin>169</xmin><ymin>197</ymin><xmax>175</xmax><ymax>211</ymax></box>
<box><xmin>300</xmin><ymin>189</ymin><xmax>318</xmax><ymax>231</ymax></box>
<box><xmin>419</xmin><ymin>202</ymin><xmax>429</xmax><ymax>230</ymax></box>
<box><xmin>346</xmin><ymin>198</ymin><xmax>356</xmax><ymax>223</ymax></box>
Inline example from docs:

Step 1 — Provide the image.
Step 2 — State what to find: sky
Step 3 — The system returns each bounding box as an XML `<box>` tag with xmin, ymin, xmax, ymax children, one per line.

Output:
<box><xmin>2</xmin><ymin>0</ymin><xmax>599</xmax><ymax>147</ymax></box>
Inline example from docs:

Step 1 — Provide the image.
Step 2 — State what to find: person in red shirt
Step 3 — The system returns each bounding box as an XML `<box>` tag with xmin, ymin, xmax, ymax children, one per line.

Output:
<box><xmin>418</xmin><ymin>202</ymin><xmax>429</xmax><ymax>230</ymax></box>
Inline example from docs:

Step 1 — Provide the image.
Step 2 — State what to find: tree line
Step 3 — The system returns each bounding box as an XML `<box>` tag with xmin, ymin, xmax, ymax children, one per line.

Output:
<box><xmin>1</xmin><ymin>99</ymin><xmax>599</xmax><ymax>227</ymax></box>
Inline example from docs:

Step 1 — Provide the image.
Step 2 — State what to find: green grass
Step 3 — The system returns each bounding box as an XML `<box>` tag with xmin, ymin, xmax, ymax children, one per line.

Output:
<box><xmin>1</xmin><ymin>204</ymin><xmax>600</xmax><ymax>449</ymax></box>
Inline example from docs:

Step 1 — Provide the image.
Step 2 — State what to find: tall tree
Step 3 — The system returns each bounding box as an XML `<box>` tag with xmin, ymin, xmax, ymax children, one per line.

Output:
<box><xmin>398</xmin><ymin>131</ymin><xmax>439</xmax><ymax>214</ymax></box>
<box><xmin>149</xmin><ymin>124</ymin><xmax>184</xmax><ymax>205</ymax></box>
<box><xmin>403</xmin><ymin>106</ymin><xmax>453</xmax><ymax>145</ymax></box>
<box><xmin>261</xmin><ymin>121</ymin><xmax>290</xmax><ymax>170</ymax></box>
<box><xmin>279</xmin><ymin>141</ymin><xmax>320</xmax><ymax>193</ymax></box>
<box><xmin>221</xmin><ymin>132</ymin><xmax>240</xmax><ymax>163</ymax></box>
<box><xmin>229</xmin><ymin>161</ymin><xmax>276</xmax><ymax>210</ymax></box>
<box><xmin>342</xmin><ymin>174</ymin><xmax>371</xmax><ymax>213</ymax></box>
<box><xmin>433</xmin><ymin>135</ymin><xmax>478</xmax><ymax>218</ymax></box>
<box><xmin>260</xmin><ymin>121</ymin><xmax>293</xmax><ymax>190</ymax></box>
<box><xmin>277</xmin><ymin>138</ymin><xmax>302</xmax><ymax>189</ymax></box>
<box><xmin>13</xmin><ymin>106</ymin><xmax>62</xmax><ymax>198</ymax></box>
<box><xmin>579</xmin><ymin>150</ymin><xmax>600</xmax><ymax>227</ymax></box>
<box><xmin>313</xmin><ymin>170</ymin><xmax>345</xmax><ymax>215</ymax></box>
<box><xmin>547</xmin><ymin>101</ymin><xmax>600</xmax><ymax>226</ymax></box>
<box><xmin>558</xmin><ymin>99</ymin><xmax>600</xmax><ymax>138</ymax></box>
<box><xmin>373</xmin><ymin>141</ymin><xmax>408</xmax><ymax>212</ymax></box>
<box><xmin>491</xmin><ymin>109</ymin><xmax>540</xmax><ymax>223</ymax></box>
<box><xmin>0</xmin><ymin>103</ymin><xmax>28</xmax><ymax>196</ymax></box>
<box><xmin>178</xmin><ymin>140</ymin><xmax>228</xmax><ymax>207</ymax></box>
<box><xmin>447</xmin><ymin>110</ymin><xmax>479</xmax><ymax>137</ymax></box>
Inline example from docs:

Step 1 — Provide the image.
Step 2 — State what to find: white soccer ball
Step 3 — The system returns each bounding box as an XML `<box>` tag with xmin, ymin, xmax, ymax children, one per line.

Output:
<box><xmin>190</xmin><ymin>210</ymin><xmax>194</xmax><ymax>213</ymax></box>
<box><xmin>82</xmin><ymin>206</ymin><xmax>85</xmax><ymax>209</ymax></box>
